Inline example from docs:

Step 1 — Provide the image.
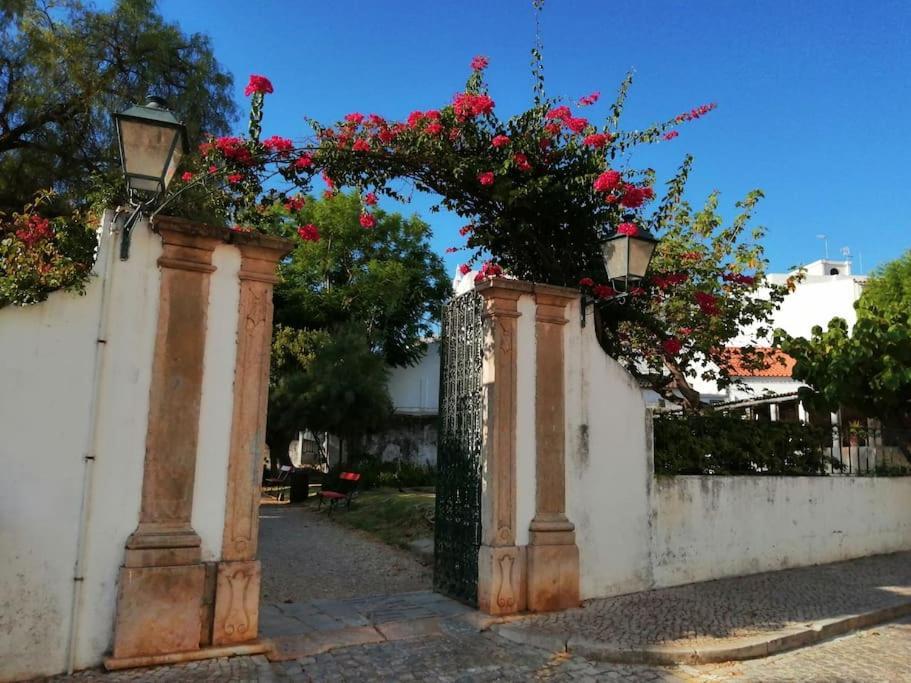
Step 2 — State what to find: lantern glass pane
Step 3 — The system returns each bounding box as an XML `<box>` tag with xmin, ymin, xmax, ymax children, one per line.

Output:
<box><xmin>163</xmin><ymin>142</ymin><xmax>183</xmax><ymax>189</ymax></box>
<box><xmin>603</xmin><ymin>236</ymin><xmax>630</xmax><ymax>281</ymax></box>
<box><xmin>628</xmin><ymin>237</ymin><xmax>656</xmax><ymax>279</ymax></box>
<box><xmin>118</xmin><ymin>119</ymin><xmax>179</xmax><ymax>194</ymax></box>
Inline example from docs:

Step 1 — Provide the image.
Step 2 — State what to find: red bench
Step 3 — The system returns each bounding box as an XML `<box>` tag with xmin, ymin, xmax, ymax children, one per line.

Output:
<box><xmin>317</xmin><ymin>471</ymin><xmax>361</xmax><ymax>514</ymax></box>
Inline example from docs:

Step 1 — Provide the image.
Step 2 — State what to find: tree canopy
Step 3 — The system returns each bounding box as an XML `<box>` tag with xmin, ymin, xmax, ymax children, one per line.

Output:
<box><xmin>0</xmin><ymin>0</ymin><xmax>236</xmax><ymax>215</ymax></box>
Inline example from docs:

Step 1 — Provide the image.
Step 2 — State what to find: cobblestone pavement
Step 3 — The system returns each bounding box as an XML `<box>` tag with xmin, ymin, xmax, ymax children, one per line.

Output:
<box><xmin>258</xmin><ymin>502</ymin><xmax>430</xmax><ymax>604</ymax></box>
<box><xmin>504</xmin><ymin>552</ymin><xmax>911</xmax><ymax>651</ymax></box>
<box><xmin>691</xmin><ymin>615</ymin><xmax>911</xmax><ymax>682</ymax></box>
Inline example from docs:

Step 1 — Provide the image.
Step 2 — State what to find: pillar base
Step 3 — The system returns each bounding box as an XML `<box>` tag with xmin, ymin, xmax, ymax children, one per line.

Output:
<box><xmin>478</xmin><ymin>545</ymin><xmax>526</xmax><ymax>615</ymax></box>
<box><xmin>212</xmin><ymin>560</ymin><xmax>262</xmax><ymax>646</ymax></box>
<box><xmin>526</xmin><ymin>542</ymin><xmax>580</xmax><ymax>613</ymax></box>
<box><xmin>111</xmin><ymin>563</ymin><xmax>206</xmax><ymax>659</ymax></box>
<box><xmin>105</xmin><ymin>641</ymin><xmax>270</xmax><ymax>671</ymax></box>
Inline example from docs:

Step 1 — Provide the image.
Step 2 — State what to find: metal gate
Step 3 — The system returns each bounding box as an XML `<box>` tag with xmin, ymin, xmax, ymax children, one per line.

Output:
<box><xmin>434</xmin><ymin>291</ymin><xmax>484</xmax><ymax>605</ymax></box>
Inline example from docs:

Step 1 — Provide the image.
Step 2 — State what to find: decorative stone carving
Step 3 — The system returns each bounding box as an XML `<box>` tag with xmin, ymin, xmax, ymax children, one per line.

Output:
<box><xmin>212</xmin><ymin>561</ymin><xmax>261</xmax><ymax>646</ymax></box>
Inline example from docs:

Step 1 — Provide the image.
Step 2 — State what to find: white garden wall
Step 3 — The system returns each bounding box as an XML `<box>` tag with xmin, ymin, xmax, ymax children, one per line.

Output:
<box><xmin>561</xmin><ymin>308</ymin><xmax>911</xmax><ymax>601</ymax></box>
<box><xmin>0</xmin><ymin>213</ymin><xmax>241</xmax><ymax>681</ymax></box>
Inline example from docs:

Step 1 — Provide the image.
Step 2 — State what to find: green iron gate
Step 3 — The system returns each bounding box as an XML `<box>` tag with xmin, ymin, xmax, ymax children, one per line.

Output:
<box><xmin>434</xmin><ymin>291</ymin><xmax>484</xmax><ymax>605</ymax></box>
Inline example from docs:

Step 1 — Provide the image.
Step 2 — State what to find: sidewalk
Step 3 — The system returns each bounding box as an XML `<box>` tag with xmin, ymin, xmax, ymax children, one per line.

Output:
<box><xmin>496</xmin><ymin>551</ymin><xmax>911</xmax><ymax>665</ymax></box>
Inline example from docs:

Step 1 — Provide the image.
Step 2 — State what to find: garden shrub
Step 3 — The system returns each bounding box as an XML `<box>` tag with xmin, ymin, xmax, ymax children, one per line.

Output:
<box><xmin>326</xmin><ymin>455</ymin><xmax>435</xmax><ymax>490</ymax></box>
<box><xmin>653</xmin><ymin>413</ymin><xmax>840</xmax><ymax>475</ymax></box>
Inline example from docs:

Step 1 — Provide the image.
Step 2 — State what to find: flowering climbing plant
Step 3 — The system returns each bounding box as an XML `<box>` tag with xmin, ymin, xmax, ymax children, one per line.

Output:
<box><xmin>171</xmin><ymin>55</ymin><xmax>792</xmax><ymax>410</ymax></box>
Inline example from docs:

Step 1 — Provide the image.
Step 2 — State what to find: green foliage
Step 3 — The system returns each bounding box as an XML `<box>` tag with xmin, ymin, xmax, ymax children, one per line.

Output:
<box><xmin>857</xmin><ymin>249</ymin><xmax>911</xmax><ymax>318</ymax></box>
<box><xmin>0</xmin><ymin>0</ymin><xmax>236</xmax><ymax>216</ymax></box>
<box><xmin>266</xmin><ymin>324</ymin><xmax>394</xmax><ymax>458</ymax></box>
<box><xmin>653</xmin><ymin>413</ymin><xmax>840</xmax><ymax>475</ymax></box>
<box><xmin>327</xmin><ymin>455</ymin><xmax>435</xmax><ymax>491</ymax></box>
<box><xmin>271</xmin><ymin>192</ymin><xmax>449</xmax><ymax>367</ymax></box>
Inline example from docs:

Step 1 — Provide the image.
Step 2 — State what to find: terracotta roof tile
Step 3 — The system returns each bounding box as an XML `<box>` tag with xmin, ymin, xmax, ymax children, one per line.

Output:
<box><xmin>724</xmin><ymin>347</ymin><xmax>796</xmax><ymax>377</ymax></box>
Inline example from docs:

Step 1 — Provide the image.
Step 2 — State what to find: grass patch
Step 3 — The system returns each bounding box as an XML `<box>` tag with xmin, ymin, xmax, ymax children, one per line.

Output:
<box><xmin>307</xmin><ymin>488</ymin><xmax>435</xmax><ymax>554</ymax></box>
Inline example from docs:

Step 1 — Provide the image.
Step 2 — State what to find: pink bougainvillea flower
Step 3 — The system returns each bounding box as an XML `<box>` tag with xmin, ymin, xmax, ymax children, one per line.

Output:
<box><xmin>322</xmin><ymin>172</ymin><xmax>336</xmax><ymax>189</ymax></box>
<box><xmin>352</xmin><ymin>139</ymin><xmax>371</xmax><ymax>152</ymax></box>
<box><xmin>322</xmin><ymin>190</ymin><xmax>335</xmax><ymax>200</ymax></box>
<box><xmin>477</xmin><ymin>171</ymin><xmax>495</xmax><ymax>186</ymax></box>
<box><xmin>230</xmin><ymin>224</ymin><xmax>253</xmax><ymax>233</ymax></box>
<box><xmin>474</xmin><ymin>261</ymin><xmax>503</xmax><ymax>282</ymax></box>
<box><xmin>244</xmin><ymin>74</ymin><xmax>273</xmax><ymax>97</ymax></box>
<box><xmin>364</xmin><ymin>192</ymin><xmax>378</xmax><ymax>206</ymax></box>
<box><xmin>593</xmin><ymin>170</ymin><xmax>622</xmax><ymax>193</ymax></box>
<box><xmin>284</xmin><ymin>195</ymin><xmax>306</xmax><ymax>212</ymax></box>
<box><xmin>616</xmin><ymin>222</ymin><xmax>639</xmax><ymax>236</ymax></box>
<box><xmin>297</xmin><ymin>224</ymin><xmax>320</xmax><ymax>241</ymax></box>
<box><xmin>545</xmin><ymin>105</ymin><xmax>572</xmax><ymax>121</ymax></box>
<box><xmin>592</xmin><ymin>284</ymin><xmax>618</xmax><ymax>299</ymax></box>
<box><xmin>513</xmin><ymin>152</ymin><xmax>532</xmax><ymax>172</ymax></box>
<box><xmin>445</xmin><ymin>247</ymin><xmax>459</xmax><ymax>253</ymax></box>
<box><xmin>564</xmin><ymin>117</ymin><xmax>588</xmax><ymax>134</ymax></box>
<box><xmin>629</xmin><ymin>286</ymin><xmax>646</xmax><ymax>297</ymax></box>
<box><xmin>262</xmin><ymin>135</ymin><xmax>294</xmax><ymax>156</ymax></box>
<box><xmin>583</xmin><ymin>133</ymin><xmax>612</xmax><ymax>148</ymax></box>
<box><xmin>359</xmin><ymin>213</ymin><xmax>376</xmax><ymax>229</ymax></box>
<box><xmin>675</xmin><ymin>102</ymin><xmax>718</xmax><ymax>123</ymax></box>
<box><xmin>543</xmin><ymin>122</ymin><xmax>562</xmax><ymax>136</ymax></box>
<box><xmin>662</xmin><ymin>338</ymin><xmax>682</xmax><ymax>355</ymax></box>
<box><xmin>227</xmin><ymin>173</ymin><xmax>243</xmax><ymax>185</ymax></box>
<box><xmin>694</xmin><ymin>291</ymin><xmax>721</xmax><ymax>316</ymax></box>
<box><xmin>344</xmin><ymin>112</ymin><xmax>365</xmax><ymax>124</ymax></box>
<box><xmin>578</xmin><ymin>91</ymin><xmax>600</xmax><ymax>107</ymax></box>
<box><xmin>578</xmin><ymin>277</ymin><xmax>594</xmax><ymax>287</ymax></box>
<box><xmin>470</xmin><ymin>55</ymin><xmax>489</xmax><ymax>71</ymax></box>
<box><xmin>15</xmin><ymin>215</ymin><xmax>52</xmax><ymax>246</ymax></box>
<box><xmin>198</xmin><ymin>141</ymin><xmax>213</xmax><ymax>155</ymax></box>
<box><xmin>662</xmin><ymin>130</ymin><xmax>680</xmax><ymax>141</ymax></box>
<box><xmin>294</xmin><ymin>154</ymin><xmax>313</xmax><ymax>169</ymax></box>
<box><xmin>458</xmin><ymin>263</ymin><xmax>471</xmax><ymax>275</ymax></box>
<box><xmin>407</xmin><ymin>110</ymin><xmax>425</xmax><ymax>128</ymax></box>
<box><xmin>459</xmin><ymin>224</ymin><xmax>474</xmax><ymax>236</ymax></box>
<box><xmin>723</xmin><ymin>272</ymin><xmax>756</xmax><ymax>285</ymax></box>
<box><xmin>366</xmin><ymin>113</ymin><xmax>386</xmax><ymax>127</ymax></box>
<box><xmin>453</xmin><ymin>93</ymin><xmax>495</xmax><ymax>120</ymax></box>
<box><xmin>619</xmin><ymin>184</ymin><xmax>654</xmax><ymax>209</ymax></box>
<box><xmin>491</xmin><ymin>134</ymin><xmax>510</xmax><ymax>148</ymax></box>
<box><xmin>425</xmin><ymin>122</ymin><xmax>444</xmax><ymax>136</ymax></box>
<box><xmin>208</xmin><ymin>164</ymin><xmax>218</xmax><ymax>174</ymax></box>
<box><xmin>180</xmin><ymin>171</ymin><xmax>194</xmax><ymax>182</ymax></box>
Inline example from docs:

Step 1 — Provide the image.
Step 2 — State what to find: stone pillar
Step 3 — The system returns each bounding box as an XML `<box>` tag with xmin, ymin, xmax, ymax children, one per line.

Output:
<box><xmin>475</xmin><ymin>280</ymin><xmax>530</xmax><ymax>615</ymax></box>
<box><xmin>112</xmin><ymin>222</ymin><xmax>221</xmax><ymax>660</ymax></box>
<box><xmin>212</xmin><ymin>236</ymin><xmax>291</xmax><ymax>646</ymax></box>
<box><xmin>526</xmin><ymin>285</ymin><xmax>580</xmax><ymax>612</ymax></box>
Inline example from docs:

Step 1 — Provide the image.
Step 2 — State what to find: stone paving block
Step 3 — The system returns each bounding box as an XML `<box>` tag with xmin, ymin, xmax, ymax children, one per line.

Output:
<box><xmin>267</xmin><ymin>626</ymin><xmax>386</xmax><ymax>661</ymax></box>
<box><xmin>376</xmin><ymin>617</ymin><xmax>444</xmax><ymax>641</ymax></box>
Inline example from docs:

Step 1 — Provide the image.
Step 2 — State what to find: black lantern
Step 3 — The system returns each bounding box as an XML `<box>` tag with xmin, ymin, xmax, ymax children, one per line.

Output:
<box><xmin>602</xmin><ymin>224</ymin><xmax>659</xmax><ymax>288</ymax></box>
<box><xmin>113</xmin><ymin>97</ymin><xmax>188</xmax><ymax>259</ymax></box>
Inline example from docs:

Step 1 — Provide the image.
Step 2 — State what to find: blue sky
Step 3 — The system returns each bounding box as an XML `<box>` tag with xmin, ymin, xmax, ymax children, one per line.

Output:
<box><xmin>131</xmin><ymin>0</ymin><xmax>910</xmax><ymax>276</ymax></box>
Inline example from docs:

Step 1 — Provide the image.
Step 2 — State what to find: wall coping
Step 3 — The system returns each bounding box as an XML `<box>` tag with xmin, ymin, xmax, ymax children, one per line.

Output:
<box><xmin>474</xmin><ymin>277</ymin><xmax>580</xmax><ymax>299</ymax></box>
<box><xmin>152</xmin><ymin>215</ymin><xmax>294</xmax><ymax>257</ymax></box>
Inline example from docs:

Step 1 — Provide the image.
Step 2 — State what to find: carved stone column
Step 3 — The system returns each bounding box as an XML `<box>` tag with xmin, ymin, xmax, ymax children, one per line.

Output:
<box><xmin>475</xmin><ymin>279</ymin><xmax>530</xmax><ymax>615</ymax></box>
<box><xmin>212</xmin><ymin>235</ymin><xmax>291</xmax><ymax>646</ymax></box>
<box><xmin>526</xmin><ymin>284</ymin><xmax>580</xmax><ymax>612</ymax></box>
<box><xmin>112</xmin><ymin>221</ymin><xmax>221</xmax><ymax>660</ymax></box>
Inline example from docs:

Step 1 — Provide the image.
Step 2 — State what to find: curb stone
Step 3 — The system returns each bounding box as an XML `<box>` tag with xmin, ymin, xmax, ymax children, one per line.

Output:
<box><xmin>493</xmin><ymin>599</ymin><xmax>911</xmax><ymax>665</ymax></box>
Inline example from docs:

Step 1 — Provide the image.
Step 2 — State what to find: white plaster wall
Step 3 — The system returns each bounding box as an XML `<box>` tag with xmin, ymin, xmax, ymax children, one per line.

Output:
<box><xmin>192</xmin><ymin>244</ymin><xmax>241</xmax><ymax>562</ymax></box>
<box><xmin>564</xmin><ymin>303</ymin><xmax>655</xmax><ymax>599</ymax></box>
<box><xmin>652</xmin><ymin>476</ymin><xmax>911</xmax><ymax>588</ymax></box>
<box><xmin>514</xmin><ymin>293</ymin><xmax>537</xmax><ymax>547</ymax></box>
<box><xmin>386</xmin><ymin>340</ymin><xmax>440</xmax><ymax>415</ymax></box>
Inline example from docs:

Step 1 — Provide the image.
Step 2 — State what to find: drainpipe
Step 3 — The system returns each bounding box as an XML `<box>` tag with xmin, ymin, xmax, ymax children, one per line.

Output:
<box><xmin>64</xmin><ymin>210</ymin><xmax>122</xmax><ymax>674</ymax></box>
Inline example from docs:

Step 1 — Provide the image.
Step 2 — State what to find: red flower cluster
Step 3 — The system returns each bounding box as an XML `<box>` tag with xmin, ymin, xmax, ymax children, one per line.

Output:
<box><xmin>675</xmin><ymin>102</ymin><xmax>717</xmax><ymax>123</ymax></box>
<box><xmin>618</xmin><ymin>184</ymin><xmax>654</xmax><ymax>209</ymax></box>
<box><xmin>15</xmin><ymin>215</ymin><xmax>52</xmax><ymax>247</ymax></box>
<box><xmin>471</xmin><ymin>55</ymin><xmax>489</xmax><ymax>71</ymax></box>
<box><xmin>284</xmin><ymin>195</ymin><xmax>306</xmax><ymax>212</ymax></box>
<box><xmin>651</xmin><ymin>272</ymin><xmax>688</xmax><ymax>289</ymax></box>
<box><xmin>408</xmin><ymin>109</ymin><xmax>440</xmax><ymax>129</ymax></box>
<box><xmin>352</xmin><ymin>139</ymin><xmax>371</xmax><ymax>152</ymax></box>
<box><xmin>244</xmin><ymin>74</ymin><xmax>273</xmax><ymax>97</ymax></box>
<box><xmin>681</xmin><ymin>251</ymin><xmax>701</xmax><ymax>261</ymax></box>
<box><xmin>474</xmin><ymin>261</ymin><xmax>503</xmax><ymax>282</ymax></box>
<box><xmin>426</xmin><ymin>122</ymin><xmax>444</xmax><ymax>136</ymax></box>
<box><xmin>458</xmin><ymin>263</ymin><xmax>471</xmax><ymax>275</ymax></box>
<box><xmin>694</xmin><ymin>291</ymin><xmax>721</xmax><ymax>316</ymax></box>
<box><xmin>459</xmin><ymin>224</ymin><xmax>474</xmax><ymax>236</ymax></box>
<box><xmin>231</xmin><ymin>224</ymin><xmax>253</xmax><ymax>233</ymax></box>
<box><xmin>180</xmin><ymin>171</ymin><xmax>194</xmax><ymax>182</ymax></box>
<box><xmin>364</xmin><ymin>192</ymin><xmax>378</xmax><ymax>206</ymax></box>
<box><xmin>616</xmin><ymin>222</ymin><xmax>639</xmax><ymax>236</ymax></box>
<box><xmin>564</xmin><ymin>117</ymin><xmax>588</xmax><ymax>134</ymax></box>
<box><xmin>662</xmin><ymin>131</ymin><xmax>679</xmax><ymax>141</ymax></box>
<box><xmin>297</xmin><ymin>224</ymin><xmax>320</xmax><ymax>241</ymax></box>
<box><xmin>212</xmin><ymin>136</ymin><xmax>253</xmax><ymax>165</ymax></box>
<box><xmin>592</xmin><ymin>283</ymin><xmax>618</xmax><ymax>299</ymax></box>
<box><xmin>477</xmin><ymin>171</ymin><xmax>495</xmax><ymax>186</ymax></box>
<box><xmin>662</xmin><ymin>338</ymin><xmax>682</xmax><ymax>355</ymax></box>
<box><xmin>452</xmin><ymin>93</ymin><xmax>495</xmax><ymax>120</ymax></box>
<box><xmin>578</xmin><ymin>92</ymin><xmax>600</xmax><ymax>107</ymax></box>
<box><xmin>344</xmin><ymin>112</ymin><xmax>365</xmax><ymax>124</ymax></box>
<box><xmin>294</xmin><ymin>154</ymin><xmax>313</xmax><ymax>169</ymax></box>
<box><xmin>227</xmin><ymin>173</ymin><xmax>243</xmax><ymax>185</ymax></box>
<box><xmin>491</xmin><ymin>134</ymin><xmax>510</xmax><ymax>148</ymax></box>
<box><xmin>545</xmin><ymin>105</ymin><xmax>572</xmax><ymax>120</ymax></box>
<box><xmin>583</xmin><ymin>133</ymin><xmax>612</xmax><ymax>148</ymax></box>
<box><xmin>723</xmin><ymin>272</ymin><xmax>756</xmax><ymax>285</ymax></box>
<box><xmin>513</xmin><ymin>153</ymin><xmax>532</xmax><ymax>172</ymax></box>
<box><xmin>263</xmin><ymin>135</ymin><xmax>294</xmax><ymax>156</ymax></box>
<box><xmin>593</xmin><ymin>170</ymin><xmax>622</xmax><ymax>193</ymax></box>
<box><xmin>578</xmin><ymin>277</ymin><xmax>594</xmax><ymax>287</ymax></box>
<box><xmin>359</xmin><ymin>213</ymin><xmax>376</xmax><ymax>229</ymax></box>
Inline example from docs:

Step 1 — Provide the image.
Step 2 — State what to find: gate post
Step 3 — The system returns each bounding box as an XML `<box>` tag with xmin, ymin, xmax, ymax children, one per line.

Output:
<box><xmin>476</xmin><ymin>280</ymin><xmax>529</xmax><ymax>615</ymax></box>
<box><xmin>526</xmin><ymin>285</ymin><xmax>580</xmax><ymax>612</ymax></box>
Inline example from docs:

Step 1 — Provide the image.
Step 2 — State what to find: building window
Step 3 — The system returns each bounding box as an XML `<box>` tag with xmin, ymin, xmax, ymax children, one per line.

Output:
<box><xmin>829</xmin><ymin>267</ymin><xmax>840</xmax><ymax>275</ymax></box>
